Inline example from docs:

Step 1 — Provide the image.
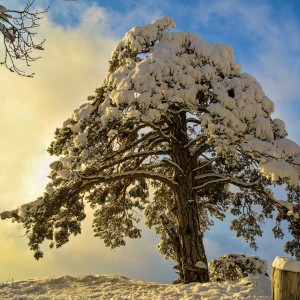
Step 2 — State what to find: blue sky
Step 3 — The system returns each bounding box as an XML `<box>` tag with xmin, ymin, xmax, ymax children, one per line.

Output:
<box><xmin>0</xmin><ymin>0</ymin><xmax>300</xmax><ymax>283</ymax></box>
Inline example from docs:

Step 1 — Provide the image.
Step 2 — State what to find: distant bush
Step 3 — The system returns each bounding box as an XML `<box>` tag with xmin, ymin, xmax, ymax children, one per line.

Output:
<box><xmin>209</xmin><ymin>254</ymin><xmax>268</xmax><ymax>282</ymax></box>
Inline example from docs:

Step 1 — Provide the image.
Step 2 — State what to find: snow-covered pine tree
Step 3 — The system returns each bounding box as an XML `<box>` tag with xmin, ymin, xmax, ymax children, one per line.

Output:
<box><xmin>2</xmin><ymin>16</ymin><xmax>300</xmax><ymax>284</ymax></box>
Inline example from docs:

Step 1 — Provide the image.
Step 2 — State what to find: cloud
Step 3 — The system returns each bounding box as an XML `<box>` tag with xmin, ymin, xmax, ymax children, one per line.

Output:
<box><xmin>204</xmin><ymin>237</ymin><xmax>221</xmax><ymax>261</ymax></box>
<box><xmin>0</xmin><ymin>4</ymin><xmax>118</xmax><ymax>282</ymax></box>
<box><xmin>0</xmin><ymin>7</ymin><xmax>116</xmax><ymax>200</ymax></box>
<box><xmin>0</xmin><ymin>209</ymin><xmax>176</xmax><ymax>283</ymax></box>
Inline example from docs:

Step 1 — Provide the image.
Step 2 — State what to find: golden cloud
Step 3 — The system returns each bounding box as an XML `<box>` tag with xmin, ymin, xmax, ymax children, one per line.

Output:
<box><xmin>0</xmin><ymin>6</ymin><xmax>119</xmax><ymax>282</ymax></box>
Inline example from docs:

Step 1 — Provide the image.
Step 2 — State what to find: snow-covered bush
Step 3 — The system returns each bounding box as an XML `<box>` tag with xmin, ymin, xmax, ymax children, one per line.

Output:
<box><xmin>209</xmin><ymin>254</ymin><xmax>268</xmax><ymax>282</ymax></box>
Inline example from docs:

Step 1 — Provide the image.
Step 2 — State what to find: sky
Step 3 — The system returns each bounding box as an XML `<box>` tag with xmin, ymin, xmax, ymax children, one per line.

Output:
<box><xmin>0</xmin><ymin>0</ymin><xmax>300</xmax><ymax>284</ymax></box>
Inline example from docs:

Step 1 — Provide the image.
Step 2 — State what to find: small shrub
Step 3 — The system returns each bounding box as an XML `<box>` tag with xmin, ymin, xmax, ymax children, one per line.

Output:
<box><xmin>209</xmin><ymin>253</ymin><xmax>268</xmax><ymax>282</ymax></box>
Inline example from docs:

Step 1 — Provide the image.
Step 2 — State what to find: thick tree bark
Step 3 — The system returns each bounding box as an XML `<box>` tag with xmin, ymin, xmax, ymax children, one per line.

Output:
<box><xmin>170</xmin><ymin>111</ymin><xmax>210</xmax><ymax>283</ymax></box>
<box><xmin>174</xmin><ymin>175</ymin><xmax>209</xmax><ymax>283</ymax></box>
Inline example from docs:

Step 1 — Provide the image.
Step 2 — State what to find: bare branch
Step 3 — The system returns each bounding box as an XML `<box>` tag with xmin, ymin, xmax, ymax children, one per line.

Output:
<box><xmin>0</xmin><ymin>1</ymin><xmax>48</xmax><ymax>77</ymax></box>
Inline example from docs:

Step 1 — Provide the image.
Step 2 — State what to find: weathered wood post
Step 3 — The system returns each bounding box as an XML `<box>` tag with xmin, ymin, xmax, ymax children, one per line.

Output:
<box><xmin>271</xmin><ymin>256</ymin><xmax>300</xmax><ymax>300</ymax></box>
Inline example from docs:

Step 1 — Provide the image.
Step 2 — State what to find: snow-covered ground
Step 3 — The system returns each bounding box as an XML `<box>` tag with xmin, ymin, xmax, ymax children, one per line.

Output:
<box><xmin>0</xmin><ymin>273</ymin><xmax>270</xmax><ymax>299</ymax></box>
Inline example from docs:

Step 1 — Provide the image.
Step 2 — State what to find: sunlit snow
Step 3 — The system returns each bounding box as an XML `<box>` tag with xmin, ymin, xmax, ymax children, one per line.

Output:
<box><xmin>272</xmin><ymin>256</ymin><xmax>300</xmax><ymax>273</ymax></box>
<box><xmin>0</xmin><ymin>274</ymin><xmax>270</xmax><ymax>300</ymax></box>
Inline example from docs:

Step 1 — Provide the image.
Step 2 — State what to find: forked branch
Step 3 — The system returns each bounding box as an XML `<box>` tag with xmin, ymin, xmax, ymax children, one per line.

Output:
<box><xmin>0</xmin><ymin>1</ymin><xmax>48</xmax><ymax>77</ymax></box>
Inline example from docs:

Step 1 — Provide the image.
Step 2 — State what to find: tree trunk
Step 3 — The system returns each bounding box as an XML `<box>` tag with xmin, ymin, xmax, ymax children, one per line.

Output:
<box><xmin>170</xmin><ymin>111</ymin><xmax>209</xmax><ymax>283</ymax></box>
<box><xmin>174</xmin><ymin>178</ymin><xmax>209</xmax><ymax>283</ymax></box>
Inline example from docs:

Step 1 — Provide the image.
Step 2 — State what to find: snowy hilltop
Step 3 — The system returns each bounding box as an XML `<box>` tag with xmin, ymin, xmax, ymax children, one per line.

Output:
<box><xmin>0</xmin><ymin>273</ymin><xmax>270</xmax><ymax>300</ymax></box>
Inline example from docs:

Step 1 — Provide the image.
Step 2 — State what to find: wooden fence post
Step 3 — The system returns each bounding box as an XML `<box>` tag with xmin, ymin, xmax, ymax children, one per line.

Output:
<box><xmin>271</xmin><ymin>256</ymin><xmax>300</xmax><ymax>300</ymax></box>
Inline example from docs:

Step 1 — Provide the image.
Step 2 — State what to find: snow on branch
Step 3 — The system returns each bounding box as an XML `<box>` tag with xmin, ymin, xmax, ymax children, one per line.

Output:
<box><xmin>81</xmin><ymin>170</ymin><xmax>178</xmax><ymax>188</ymax></box>
<box><xmin>100</xmin><ymin>130</ymin><xmax>159</xmax><ymax>163</ymax></box>
<box><xmin>1</xmin><ymin>197</ymin><xmax>42</xmax><ymax>220</ymax></box>
<box><xmin>193</xmin><ymin>156</ymin><xmax>220</xmax><ymax>172</ymax></box>
<box><xmin>161</xmin><ymin>158</ymin><xmax>184</xmax><ymax>174</ymax></box>
<box><xmin>93</xmin><ymin>149</ymin><xmax>171</xmax><ymax>174</ymax></box>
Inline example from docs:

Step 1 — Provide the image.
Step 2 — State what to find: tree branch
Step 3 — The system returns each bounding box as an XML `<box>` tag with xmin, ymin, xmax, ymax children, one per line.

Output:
<box><xmin>194</xmin><ymin>173</ymin><xmax>259</xmax><ymax>190</ymax></box>
<box><xmin>81</xmin><ymin>170</ymin><xmax>178</xmax><ymax>188</ymax></box>
<box><xmin>0</xmin><ymin>1</ymin><xmax>48</xmax><ymax>77</ymax></box>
